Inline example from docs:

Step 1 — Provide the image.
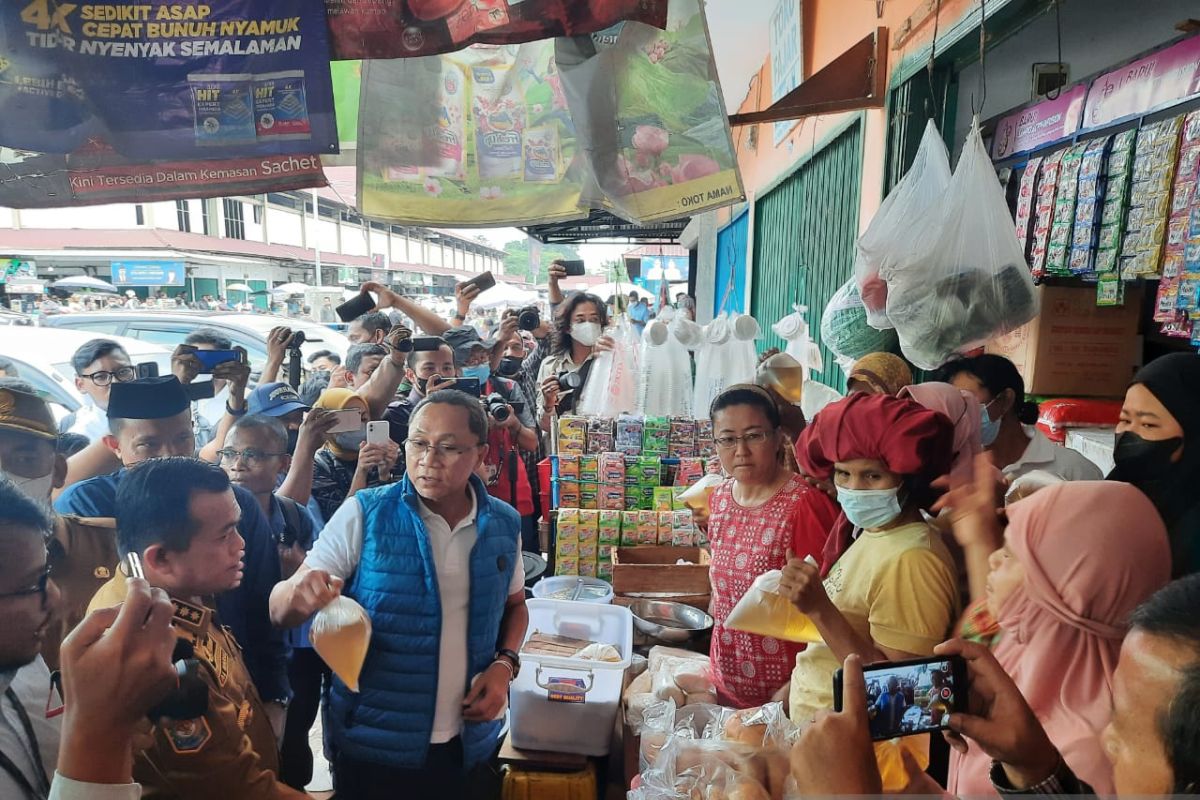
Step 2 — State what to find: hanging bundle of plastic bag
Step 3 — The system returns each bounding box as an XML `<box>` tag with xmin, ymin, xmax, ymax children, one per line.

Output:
<box><xmin>885</xmin><ymin>118</ymin><xmax>1038</xmax><ymax>370</ymax></box>
<box><xmin>771</xmin><ymin>304</ymin><xmax>823</xmax><ymax>379</ymax></box>
<box><xmin>638</xmin><ymin>307</ymin><xmax>695</xmax><ymax>417</ymax></box>
<box><xmin>821</xmin><ymin>278</ymin><xmax>900</xmax><ymax>363</ymax></box>
<box><xmin>578</xmin><ymin>315</ymin><xmax>641</xmax><ymax>416</ymax></box>
<box><xmin>854</xmin><ymin>120</ymin><xmax>953</xmax><ymax>330</ymax></box>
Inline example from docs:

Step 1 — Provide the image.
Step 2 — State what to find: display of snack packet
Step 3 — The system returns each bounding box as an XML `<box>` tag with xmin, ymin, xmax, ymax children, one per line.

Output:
<box><xmin>558</xmin><ymin>454</ymin><xmax>580</xmax><ymax>480</ymax></box>
<box><xmin>653</xmin><ymin>486</ymin><xmax>676</xmax><ymax>512</ymax></box>
<box><xmin>1014</xmin><ymin>155</ymin><xmax>1043</xmax><ymax>256</ymax></box>
<box><xmin>596</xmin><ymin>560</ymin><xmax>614</xmax><ymax>581</ymax></box>
<box><xmin>674</xmin><ymin>457</ymin><xmax>706</xmax><ymax>487</ymax></box>
<box><xmin>694</xmin><ymin>418</ymin><xmax>716</xmax><ymax>458</ymax></box>
<box><xmin>556</xmin><ymin>509</ymin><xmax>580</xmax><ymax>556</ymax></box>
<box><xmin>656</xmin><ymin>511</ymin><xmax>674</xmax><ymax>545</ymax></box>
<box><xmin>600</xmin><ymin>484</ymin><xmax>625</xmax><ymax>511</ymax></box>
<box><xmin>555</xmin><ymin>556</ymin><xmax>579</xmax><ymax>576</ymax></box>
<box><xmin>598</xmin><ymin>510</ymin><xmax>622</xmax><ymax>546</ymax></box>
<box><xmin>559</xmin><ymin>479</ymin><xmax>580</xmax><ymax>509</ymax></box>
<box><xmin>636</xmin><ymin>456</ymin><xmax>662</xmax><ymax>485</ymax></box>
<box><xmin>578</xmin><ymin>509</ymin><xmax>599</xmax><ymax>543</ymax></box>
<box><xmin>598</xmin><ymin>452</ymin><xmax>625</xmax><ymax>483</ymax></box>
<box><xmin>621</xmin><ymin>511</ymin><xmax>640</xmax><ymax>546</ymax></box>
<box><xmin>557</xmin><ymin>415</ymin><xmax>588</xmax><ymax>454</ymax></box>
<box><xmin>615</xmin><ymin>415</ymin><xmax>644</xmax><ymax>456</ymax></box>
<box><xmin>642</xmin><ymin>416</ymin><xmax>671</xmax><ymax>456</ymax></box>
<box><xmin>578</xmin><ymin>559</ymin><xmax>597</xmax><ymax>578</ymax></box>
<box><xmin>671</xmin><ymin>510</ymin><xmax>696</xmax><ymax>546</ymax></box>
<box><xmin>580</xmin><ymin>483</ymin><xmax>599</xmax><ymax>510</ymax></box>
<box><xmin>578</xmin><ymin>539</ymin><xmax>598</xmax><ymax>562</ymax></box>
<box><xmin>579</xmin><ymin>454</ymin><xmax>600</xmax><ymax>484</ymax></box>
<box><xmin>636</xmin><ymin>510</ymin><xmax>659</xmax><ymax>545</ymax></box>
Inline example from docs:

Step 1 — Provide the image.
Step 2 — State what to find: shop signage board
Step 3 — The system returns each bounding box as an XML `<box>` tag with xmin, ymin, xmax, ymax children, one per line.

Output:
<box><xmin>1082</xmin><ymin>35</ymin><xmax>1200</xmax><ymax>131</ymax></box>
<box><xmin>768</xmin><ymin>0</ymin><xmax>803</xmax><ymax>146</ymax></box>
<box><xmin>991</xmin><ymin>85</ymin><xmax>1087</xmax><ymax>160</ymax></box>
<box><xmin>0</xmin><ymin>259</ymin><xmax>37</xmax><ymax>285</ymax></box>
<box><xmin>111</xmin><ymin>260</ymin><xmax>186</xmax><ymax>286</ymax></box>
<box><xmin>323</xmin><ymin>0</ymin><xmax>667</xmax><ymax>60</ymax></box>
<box><xmin>0</xmin><ymin>0</ymin><xmax>338</xmax><ymax>160</ymax></box>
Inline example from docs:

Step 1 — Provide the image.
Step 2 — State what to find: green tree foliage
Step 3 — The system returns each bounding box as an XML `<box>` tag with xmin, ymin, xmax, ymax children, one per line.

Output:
<box><xmin>502</xmin><ymin>239</ymin><xmax>580</xmax><ymax>283</ymax></box>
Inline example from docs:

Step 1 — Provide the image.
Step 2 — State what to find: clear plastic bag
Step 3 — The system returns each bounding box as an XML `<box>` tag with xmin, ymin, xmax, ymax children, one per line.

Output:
<box><xmin>820</xmin><ymin>278</ymin><xmax>899</xmax><ymax>362</ymax></box>
<box><xmin>885</xmin><ymin>118</ymin><xmax>1038</xmax><ymax>370</ymax></box>
<box><xmin>855</xmin><ymin>120</ymin><xmax>953</xmax><ymax>330</ymax></box>
<box><xmin>577</xmin><ymin>316</ymin><xmax>640</xmax><ymax>416</ymax></box>
<box><xmin>309</xmin><ymin>595</ymin><xmax>372</xmax><ymax>692</ymax></box>
<box><xmin>724</xmin><ymin>568</ymin><xmax>822</xmax><ymax>644</ymax></box>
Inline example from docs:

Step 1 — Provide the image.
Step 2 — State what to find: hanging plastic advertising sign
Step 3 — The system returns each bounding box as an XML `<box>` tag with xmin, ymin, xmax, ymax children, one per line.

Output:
<box><xmin>1082</xmin><ymin>34</ymin><xmax>1200</xmax><ymax>131</ymax></box>
<box><xmin>0</xmin><ymin>0</ymin><xmax>338</xmax><ymax>160</ymax></box>
<box><xmin>991</xmin><ymin>84</ymin><xmax>1087</xmax><ymax>160</ymax></box>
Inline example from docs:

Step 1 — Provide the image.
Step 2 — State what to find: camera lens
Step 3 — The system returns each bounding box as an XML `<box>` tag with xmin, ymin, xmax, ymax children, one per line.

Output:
<box><xmin>288</xmin><ymin>330</ymin><xmax>306</xmax><ymax>348</ymax></box>
<box><xmin>485</xmin><ymin>392</ymin><xmax>510</xmax><ymax>422</ymax></box>
<box><xmin>518</xmin><ymin>308</ymin><xmax>540</xmax><ymax>331</ymax></box>
<box><xmin>558</xmin><ymin>371</ymin><xmax>582</xmax><ymax>391</ymax></box>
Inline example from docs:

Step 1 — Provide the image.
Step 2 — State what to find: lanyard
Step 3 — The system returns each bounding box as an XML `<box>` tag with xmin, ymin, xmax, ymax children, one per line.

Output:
<box><xmin>0</xmin><ymin>687</ymin><xmax>50</xmax><ymax>800</ymax></box>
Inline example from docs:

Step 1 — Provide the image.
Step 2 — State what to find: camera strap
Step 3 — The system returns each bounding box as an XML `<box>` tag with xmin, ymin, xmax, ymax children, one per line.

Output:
<box><xmin>0</xmin><ymin>687</ymin><xmax>50</xmax><ymax>799</ymax></box>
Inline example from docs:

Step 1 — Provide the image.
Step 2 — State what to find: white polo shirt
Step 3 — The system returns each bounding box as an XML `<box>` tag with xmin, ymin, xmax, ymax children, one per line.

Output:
<box><xmin>1003</xmin><ymin>425</ymin><xmax>1104</xmax><ymax>482</ymax></box>
<box><xmin>305</xmin><ymin>490</ymin><xmax>524</xmax><ymax>743</ymax></box>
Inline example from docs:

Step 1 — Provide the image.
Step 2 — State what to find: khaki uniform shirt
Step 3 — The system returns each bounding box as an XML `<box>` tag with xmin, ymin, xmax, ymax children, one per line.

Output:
<box><xmin>88</xmin><ymin>574</ymin><xmax>305</xmax><ymax>800</ymax></box>
<box><xmin>44</xmin><ymin>515</ymin><xmax>119</xmax><ymax>671</ymax></box>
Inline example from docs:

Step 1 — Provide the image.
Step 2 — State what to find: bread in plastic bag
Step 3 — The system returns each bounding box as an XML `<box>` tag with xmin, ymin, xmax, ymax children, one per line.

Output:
<box><xmin>724</xmin><ymin>568</ymin><xmax>822</xmax><ymax>644</ymax></box>
<box><xmin>855</xmin><ymin>120</ymin><xmax>953</xmax><ymax>330</ymax></box>
<box><xmin>309</xmin><ymin>595</ymin><xmax>372</xmax><ymax>692</ymax></box>
<box><xmin>884</xmin><ymin>118</ymin><xmax>1038</xmax><ymax>370</ymax></box>
<box><xmin>820</xmin><ymin>278</ymin><xmax>899</xmax><ymax>362</ymax></box>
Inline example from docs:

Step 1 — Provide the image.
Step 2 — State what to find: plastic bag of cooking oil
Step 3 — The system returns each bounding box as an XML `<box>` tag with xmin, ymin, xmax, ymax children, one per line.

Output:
<box><xmin>310</xmin><ymin>596</ymin><xmax>372</xmax><ymax>692</ymax></box>
<box><xmin>724</xmin><ymin>566</ymin><xmax>822</xmax><ymax>644</ymax></box>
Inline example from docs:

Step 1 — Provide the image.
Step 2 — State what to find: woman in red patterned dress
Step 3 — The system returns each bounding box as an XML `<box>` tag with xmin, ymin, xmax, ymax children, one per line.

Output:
<box><xmin>705</xmin><ymin>385</ymin><xmax>839</xmax><ymax>708</ymax></box>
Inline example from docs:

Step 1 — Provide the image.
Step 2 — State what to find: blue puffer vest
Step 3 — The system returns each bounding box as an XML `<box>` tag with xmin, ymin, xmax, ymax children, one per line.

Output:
<box><xmin>327</xmin><ymin>474</ymin><xmax>519</xmax><ymax>769</ymax></box>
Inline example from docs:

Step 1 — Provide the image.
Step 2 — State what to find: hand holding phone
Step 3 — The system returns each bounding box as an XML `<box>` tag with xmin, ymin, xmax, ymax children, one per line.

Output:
<box><xmin>560</xmin><ymin>260</ymin><xmax>585</xmax><ymax>277</ymax></box>
<box><xmin>791</xmin><ymin>654</ymin><xmax>883</xmax><ymax>795</ymax></box>
<box><xmin>194</xmin><ymin>349</ymin><xmax>241</xmax><ymax>374</ymax></box>
<box><xmin>461</xmin><ymin>271</ymin><xmax>496</xmax><ymax>295</ymax></box>
<box><xmin>335</xmin><ymin>291</ymin><xmax>377</xmax><ymax>323</ymax></box>
<box><xmin>834</xmin><ymin>654</ymin><xmax>967</xmax><ymax>741</ymax></box>
<box><xmin>366</xmin><ymin>420</ymin><xmax>390</xmax><ymax>445</ymax></box>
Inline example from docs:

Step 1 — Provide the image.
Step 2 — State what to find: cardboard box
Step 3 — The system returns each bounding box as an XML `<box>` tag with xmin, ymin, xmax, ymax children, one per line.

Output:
<box><xmin>985</xmin><ymin>284</ymin><xmax>1143</xmax><ymax>398</ymax></box>
<box><xmin>1065</xmin><ymin>427</ymin><xmax>1116</xmax><ymax>475</ymax></box>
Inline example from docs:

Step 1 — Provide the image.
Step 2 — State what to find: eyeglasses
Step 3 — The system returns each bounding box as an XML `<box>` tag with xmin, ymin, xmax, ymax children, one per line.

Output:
<box><xmin>217</xmin><ymin>448</ymin><xmax>286</xmax><ymax>467</ymax></box>
<box><xmin>714</xmin><ymin>431</ymin><xmax>774</xmax><ymax>450</ymax></box>
<box><xmin>404</xmin><ymin>438</ymin><xmax>480</xmax><ymax>461</ymax></box>
<box><xmin>79</xmin><ymin>365</ymin><xmax>136</xmax><ymax>386</ymax></box>
<box><xmin>0</xmin><ymin>562</ymin><xmax>52</xmax><ymax>603</ymax></box>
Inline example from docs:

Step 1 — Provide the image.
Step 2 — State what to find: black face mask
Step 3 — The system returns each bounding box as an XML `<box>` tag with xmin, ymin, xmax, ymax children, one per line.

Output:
<box><xmin>496</xmin><ymin>356</ymin><xmax>523</xmax><ymax>378</ymax></box>
<box><xmin>415</xmin><ymin>377</ymin><xmax>429</xmax><ymax>395</ymax></box>
<box><xmin>1113</xmin><ymin>431</ymin><xmax>1183</xmax><ymax>483</ymax></box>
<box><xmin>286</xmin><ymin>428</ymin><xmax>300</xmax><ymax>456</ymax></box>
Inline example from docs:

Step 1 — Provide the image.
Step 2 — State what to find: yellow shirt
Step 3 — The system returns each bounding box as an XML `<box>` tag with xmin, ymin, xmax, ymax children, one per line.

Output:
<box><xmin>789</xmin><ymin>522</ymin><xmax>960</xmax><ymax>722</ymax></box>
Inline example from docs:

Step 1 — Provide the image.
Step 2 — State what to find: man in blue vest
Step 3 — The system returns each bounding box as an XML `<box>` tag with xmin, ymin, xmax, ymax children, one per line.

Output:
<box><xmin>269</xmin><ymin>390</ymin><xmax>528</xmax><ymax>798</ymax></box>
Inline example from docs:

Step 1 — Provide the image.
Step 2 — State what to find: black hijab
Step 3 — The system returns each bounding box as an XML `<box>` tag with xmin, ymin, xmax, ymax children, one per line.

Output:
<box><xmin>1109</xmin><ymin>353</ymin><xmax>1200</xmax><ymax>576</ymax></box>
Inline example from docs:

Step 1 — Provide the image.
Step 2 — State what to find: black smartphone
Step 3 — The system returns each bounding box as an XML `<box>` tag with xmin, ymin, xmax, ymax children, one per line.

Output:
<box><xmin>335</xmin><ymin>291</ymin><xmax>376</xmax><ymax>322</ymax></box>
<box><xmin>193</xmin><ymin>350</ymin><xmax>240</xmax><ymax>374</ymax></box>
<box><xmin>834</xmin><ymin>655</ymin><xmax>967</xmax><ymax>741</ymax></box>
<box><xmin>136</xmin><ymin>362</ymin><xmax>159</xmax><ymax>379</ymax></box>
<box><xmin>462</xmin><ymin>271</ymin><xmax>496</xmax><ymax>294</ymax></box>
<box><xmin>448</xmin><ymin>377</ymin><xmax>481</xmax><ymax>397</ymax></box>
<box><xmin>560</xmin><ymin>259</ymin><xmax>585</xmax><ymax>276</ymax></box>
<box><xmin>411</xmin><ymin>336</ymin><xmax>445</xmax><ymax>352</ymax></box>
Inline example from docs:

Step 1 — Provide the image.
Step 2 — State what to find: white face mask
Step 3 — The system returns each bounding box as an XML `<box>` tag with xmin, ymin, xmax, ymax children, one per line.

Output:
<box><xmin>570</xmin><ymin>321</ymin><xmax>601</xmax><ymax>347</ymax></box>
<box><xmin>6</xmin><ymin>471</ymin><xmax>54</xmax><ymax>505</ymax></box>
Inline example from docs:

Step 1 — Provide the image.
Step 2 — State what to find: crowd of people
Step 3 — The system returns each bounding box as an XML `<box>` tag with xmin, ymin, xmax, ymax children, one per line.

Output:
<box><xmin>0</xmin><ymin>258</ymin><xmax>1197</xmax><ymax>799</ymax></box>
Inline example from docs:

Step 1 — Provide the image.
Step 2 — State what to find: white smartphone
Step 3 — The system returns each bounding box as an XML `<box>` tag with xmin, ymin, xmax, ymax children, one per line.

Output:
<box><xmin>366</xmin><ymin>420</ymin><xmax>390</xmax><ymax>445</ymax></box>
<box><xmin>329</xmin><ymin>409</ymin><xmax>364</xmax><ymax>433</ymax></box>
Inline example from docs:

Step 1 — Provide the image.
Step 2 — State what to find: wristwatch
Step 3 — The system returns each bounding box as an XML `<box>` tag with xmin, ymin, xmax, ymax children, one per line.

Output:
<box><xmin>454</xmin><ymin>312</ymin><xmax>467</xmax><ymax>321</ymax></box>
<box><xmin>495</xmin><ymin>648</ymin><xmax>521</xmax><ymax>678</ymax></box>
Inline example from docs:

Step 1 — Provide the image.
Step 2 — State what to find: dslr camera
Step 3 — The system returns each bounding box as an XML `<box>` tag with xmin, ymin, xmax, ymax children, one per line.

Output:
<box><xmin>517</xmin><ymin>305</ymin><xmax>541</xmax><ymax>332</ymax></box>
<box><xmin>287</xmin><ymin>329</ymin><xmax>306</xmax><ymax>349</ymax></box>
<box><xmin>485</xmin><ymin>392</ymin><xmax>511</xmax><ymax>422</ymax></box>
<box><xmin>557</xmin><ymin>371</ymin><xmax>582</xmax><ymax>392</ymax></box>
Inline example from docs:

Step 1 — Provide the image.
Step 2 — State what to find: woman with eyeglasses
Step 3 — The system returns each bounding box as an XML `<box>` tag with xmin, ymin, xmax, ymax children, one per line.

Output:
<box><xmin>309</xmin><ymin>388</ymin><xmax>400</xmax><ymax>523</ymax></box>
<box><xmin>704</xmin><ymin>385</ymin><xmax>839</xmax><ymax>709</ymax></box>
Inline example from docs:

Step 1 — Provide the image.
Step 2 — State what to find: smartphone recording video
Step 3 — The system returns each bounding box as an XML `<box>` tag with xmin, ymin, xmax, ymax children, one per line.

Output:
<box><xmin>834</xmin><ymin>655</ymin><xmax>966</xmax><ymax>741</ymax></box>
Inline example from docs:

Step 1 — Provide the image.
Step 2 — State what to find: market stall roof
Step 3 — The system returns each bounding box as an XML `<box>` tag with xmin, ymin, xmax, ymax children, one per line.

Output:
<box><xmin>521</xmin><ymin>210</ymin><xmax>689</xmax><ymax>245</ymax></box>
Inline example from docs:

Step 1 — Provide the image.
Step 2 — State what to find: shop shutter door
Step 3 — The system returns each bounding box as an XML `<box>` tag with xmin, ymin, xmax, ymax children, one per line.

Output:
<box><xmin>714</xmin><ymin>210</ymin><xmax>749</xmax><ymax>317</ymax></box>
<box><xmin>751</xmin><ymin>121</ymin><xmax>863</xmax><ymax>391</ymax></box>
<box><xmin>248</xmin><ymin>279</ymin><xmax>269</xmax><ymax>310</ymax></box>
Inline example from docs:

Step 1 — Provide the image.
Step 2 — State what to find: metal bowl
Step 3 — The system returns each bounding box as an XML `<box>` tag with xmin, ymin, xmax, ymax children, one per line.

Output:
<box><xmin>628</xmin><ymin>599</ymin><xmax>714</xmax><ymax>644</ymax></box>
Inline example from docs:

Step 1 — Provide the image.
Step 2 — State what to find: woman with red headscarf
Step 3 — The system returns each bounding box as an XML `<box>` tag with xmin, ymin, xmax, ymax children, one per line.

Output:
<box><xmin>947</xmin><ymin>481</ymin><xmax>1171</xmax><ymax>795</ymax></box>
<box><xmin>779</xmin><ymin>392</ymin><xmax>961</xmax><ymax>723</ymax></box>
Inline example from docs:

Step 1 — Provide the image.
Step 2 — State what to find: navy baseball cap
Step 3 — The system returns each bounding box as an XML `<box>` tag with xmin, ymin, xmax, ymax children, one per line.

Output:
<box><xmin>248</xmin><ymin>382</ymin><xmax>310</xmax><ymax>417</ymax></box>
<box><xmin>442</xmin><ymin>327</ymin><xmax>496</xmax><ymax>366</ymax></box>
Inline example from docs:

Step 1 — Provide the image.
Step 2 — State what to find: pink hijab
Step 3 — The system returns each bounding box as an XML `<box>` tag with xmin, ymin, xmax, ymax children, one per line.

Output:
<box><xmin>899</xmin><ymin>382</ymin><xmax>982</xmax><ymax>480</ymax></box>
<box><xmin>949</xmin><ymin>481</ymin><xmax>1172</xmax><ymax>796</ymax></box>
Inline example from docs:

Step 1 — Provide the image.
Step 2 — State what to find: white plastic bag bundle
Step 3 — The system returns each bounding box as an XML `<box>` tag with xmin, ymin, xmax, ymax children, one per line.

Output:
<box><xmin>771</xmin><ymin>305</ymin><xmax>822</xmax><ymax>379</ymax></box>
<box><xmin>638</xmin><ymin>310</ymin><xmax>694</xmax><ymax>417</ymax></box>
<box><xmin>577</xmin><ymin>316</ymin><xmax>640</xmax><ymax>416</ymax></box>
<box><xmin>820</xmin><ymin>278</ymin><xmax>899</xmax><ymax>362</ymax></box>
<box><xmin>885</xmin><ymin>118</ymin><xmax>1038</xmax><ymax>370</ymax></box>
<box><xmin>855</xmin><ymin>120</ymin><xmax>953</xmax><ymax>330</ymax></box>
<box><xmin>310</xmin><ymin>596</ymin><xmax>372</xmax><ymax>692</ymax></box>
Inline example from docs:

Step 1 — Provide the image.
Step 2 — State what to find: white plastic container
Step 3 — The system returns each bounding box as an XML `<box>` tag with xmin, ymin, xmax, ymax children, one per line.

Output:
<box><xmin>530</xmin><ymin>575</ymin><xmax>613</xmax><ymax>604</ymax></box>
<box><xmin>510</xmin><ymin>599</ymin><xmax>632</xmax><ymax>756</ymax></box>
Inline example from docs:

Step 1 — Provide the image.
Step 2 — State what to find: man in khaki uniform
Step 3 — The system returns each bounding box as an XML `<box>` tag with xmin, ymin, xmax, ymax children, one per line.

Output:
<box><xmin>0</xmin><ymin>378</ymin><xmax>118</xmax><ymax>669</ymax></box>
<box><xmin>89</xmin><ymin>456</ymin><xmax>305</xmax><ymax>799</ymax></box>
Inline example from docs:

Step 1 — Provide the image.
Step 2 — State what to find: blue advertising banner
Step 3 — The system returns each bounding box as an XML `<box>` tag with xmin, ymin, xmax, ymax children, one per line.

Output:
<box><xmin>0</xmin><ymin>0</ymin><xmax>338</xmax><ymax>160</ymax></box>
<box><xmin>111</xmin><ymin>260</ymin><xmax>186</xmax><ymax>286</ymax></box>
